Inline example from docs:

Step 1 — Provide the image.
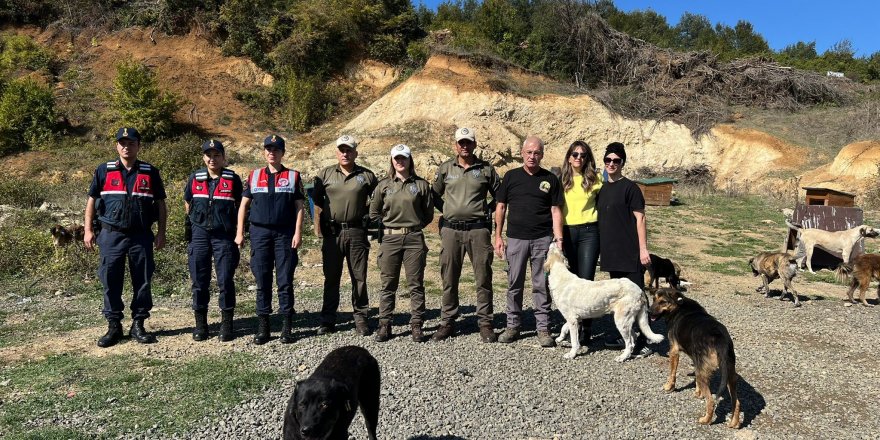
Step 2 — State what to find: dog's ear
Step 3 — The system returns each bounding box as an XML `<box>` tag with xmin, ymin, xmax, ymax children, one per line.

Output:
<box><xmin>646</xmin><ymin>286</ymin><xmax>658</xmax><ymax>296</ymax></box>
<box><xmin>674</xmin><ymin>292</ymin><xmax>684</xmax><ymax>304</ymax></box>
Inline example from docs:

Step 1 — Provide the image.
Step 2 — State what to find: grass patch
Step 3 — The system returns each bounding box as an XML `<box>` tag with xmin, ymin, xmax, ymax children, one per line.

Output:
<box><xmin>0</xmin><ymin>352</ymin><xmax>280</xmax><ymax>438</ymax></box>
<box><xmin>707</xmin><ymin>261</ymin><xmax>746</xmax><ymax>276</ymax></box>
<box><xmin>801</xmin><ymin>270</ymin><xmax>840</xmax><ymax>284</ymax></box>
<box><xmin>0</xmin><ymin>295</ymin><xmax>100</xmax><ymax>348</ymax></box>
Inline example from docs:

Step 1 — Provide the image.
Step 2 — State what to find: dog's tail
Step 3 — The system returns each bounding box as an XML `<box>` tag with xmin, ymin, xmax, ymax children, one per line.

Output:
<box><xmin>714</xmin><ymin>341</ymin><xmax>734</xmax><ymax>401</ymax></box>
<box><xmin>637</xmin><ymin>297</ymin><xmax>664</xmax><ymax>344</ymax></box>
<box><xmin>835</xmin><ymin>262</ymin><xmax>854</xmax><ymax>283</ymax></box>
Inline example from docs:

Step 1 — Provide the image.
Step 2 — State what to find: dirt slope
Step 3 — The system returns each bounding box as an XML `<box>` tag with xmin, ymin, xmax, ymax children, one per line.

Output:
<box><xmin>305</xmin><ymin>54</ymin><xmax>832</xmax><ymax>198</ymax></box>
<box><xmin>801</xmin><ymin>140</ymin><xmax>880</xmax><ymax>192</ymax></box>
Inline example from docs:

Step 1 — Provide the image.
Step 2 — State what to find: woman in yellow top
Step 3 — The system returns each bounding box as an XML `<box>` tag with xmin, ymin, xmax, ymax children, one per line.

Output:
<box><xmin>561</xmin><ymin>140</ymin><xmax>602</xmax><ymax>342</ymax></box>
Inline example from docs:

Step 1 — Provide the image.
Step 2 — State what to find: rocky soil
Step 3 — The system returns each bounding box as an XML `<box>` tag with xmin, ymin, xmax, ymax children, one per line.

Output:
<box><xmin>141</xmin><ymin>269</ymin><xmax>880</xmax><ymax>440</ymax></box>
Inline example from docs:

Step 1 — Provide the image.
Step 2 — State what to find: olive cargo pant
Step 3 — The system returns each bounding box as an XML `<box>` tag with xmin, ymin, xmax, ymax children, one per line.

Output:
<box><xmin>376</xmin><ymin>231</ymin><xmax>428</xmax><ymax>324</ymax></box>
<box><xmin>439</xmin><ymin>226</ymin><xmax>494</xmax><ymax>325</ymax></box>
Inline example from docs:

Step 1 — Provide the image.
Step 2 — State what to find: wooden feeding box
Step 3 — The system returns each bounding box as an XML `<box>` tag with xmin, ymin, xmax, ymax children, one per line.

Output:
<box><xmin>784</xmin><ymin>204</ymin><xmax>865</xmax><ymax>270</ymax></box>
<box><xmin>803</xmin><ymin>186</ymin><xmax>855</xmax><ymax>207</ymax></box>
<box><xmin>635</xmin><ymin>177</ymin><xmax>677</xmax><ymax>206</ymax></box>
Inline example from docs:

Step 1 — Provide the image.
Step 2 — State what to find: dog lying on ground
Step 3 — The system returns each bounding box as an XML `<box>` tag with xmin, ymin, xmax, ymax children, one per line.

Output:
<box><xmin>748</xmin><ymin>251</ymin><xmax>800</xmax><ymax>306</ymax></box>
<box><xmin>283</xmin><ymin>345</ymin><xmax>380</xmax><ymax>440</ymax></box>
<box><xmin>787</xmin><ymin>221</ymin><xmax>879</xmax><ymax>273</ymax></box>
<box><xmin>645</xmin><ymin>253</ymin><xmax>683</xmax><ymax>289</ymax></box>
<box><xmin>835</xmin><ymin>253</ymin><xmax>880</xmax><ymax>307</ymax></box>
<box><xmin>649</xmin><ymin>287</ymin><xmax>741</xmax><ymax>428</ymax></box>
<box><xmin>50</xmin><ymin>224</ymin><xmax>85</xmax><ymax>248</ymax></box>
<box><xmin>545</xmin><ymin>242</ymin><xmax>664</xmax><ymax>362</ymax></box>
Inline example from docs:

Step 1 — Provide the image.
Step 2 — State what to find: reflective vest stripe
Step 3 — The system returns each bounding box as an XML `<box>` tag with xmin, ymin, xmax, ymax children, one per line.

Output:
<box><xmin>100</xmin><ymin>190</ymin><xmax>127</xmax><ymax>195</ymax></box>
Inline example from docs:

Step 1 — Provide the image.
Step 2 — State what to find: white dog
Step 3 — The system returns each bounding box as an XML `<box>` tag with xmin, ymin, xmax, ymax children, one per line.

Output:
<box><xmin>787</xmin><ymin>221</ymin><xmax>879</xmax><ymax>273</ymax></box>
<box><xmin>545</xmin><ymin>243</ymin><xmax>664</xmax><ymax>362</ymax></box>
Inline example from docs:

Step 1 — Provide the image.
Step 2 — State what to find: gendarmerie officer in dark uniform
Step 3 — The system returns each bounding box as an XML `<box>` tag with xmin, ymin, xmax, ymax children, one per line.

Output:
<box><xmin>84</xmin><ymin>127</ymin><xmax>167</xmax><ymax>347</ymax></box>
<box><xmin>184</xmin><ymin>139</ymin><xmax>243</xmax><ymax>342</ymax></box>
<box><xmin>235</xmin><ymin>134</ymin><xmax>305</xmax><ymax>345</ymax></box>
<box><xmin>431</xmin><ymin>127</ymin><xmax>500</xmax><ymax>343</ymax></box>
<box><xmin>370</xmin><ymin>144</ymin><xmax>433</xmax><ymax>343</ymax></box>
<box><xmin>313</xmin><ymin>135</ymin><xmax>378</xmax><ymax>336</ymax></box>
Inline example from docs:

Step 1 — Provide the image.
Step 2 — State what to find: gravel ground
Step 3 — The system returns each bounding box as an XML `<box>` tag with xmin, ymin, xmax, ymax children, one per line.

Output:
<box><xmin>156</xmin><ymin>270</ymin><xmax>880</xmax><ymax>440</ymax></box>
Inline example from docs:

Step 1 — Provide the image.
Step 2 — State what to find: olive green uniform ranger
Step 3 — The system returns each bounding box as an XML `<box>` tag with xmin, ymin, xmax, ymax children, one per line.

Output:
<box><xmin>431</xmin><ymin>154</ymin><xmax>499</xmax><ymax>342</ymax></box>
<box><xmin>313</xmin><ymin>159</ymin><xmax>378</xmax><ymax>334</ymax></box>
<box><xmin>370</xmin><ymin>152</ymin><xmax>433</xmax><ymax>342</ymax></box>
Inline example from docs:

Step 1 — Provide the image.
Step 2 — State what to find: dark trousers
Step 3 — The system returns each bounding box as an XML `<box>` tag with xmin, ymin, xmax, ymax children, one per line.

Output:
<box><xmin>188</xmin><ymin>227</ymin><xmax>239</xmax><ymax>312</ymax></box>
<box><xmin>562</xmin><ymin>222</ymin><xmax>599</xmax><ymax>280</ymax></box>
<box><xmin>97</xmin><ymin>228</ymin><xmax>155</xmax><ymax>321</ymax></box>
<box><xmin>377</xmin><ymin>231</ymin><xmax>427</xmax><ymax>324</ymax></box>
<box><xmin>320</xmin><ymin>228</ymin><xmax>370</xmax><ymax>325</ymax></box>
<box><xmin>249</xmin><ymin>224</ymin><xmax>297</xmax><ymax>315</ymax></box>
<box><xmin>439</xmin><ymin>226</ymin><xmax>494</xmax><ymax>325</ymax></box>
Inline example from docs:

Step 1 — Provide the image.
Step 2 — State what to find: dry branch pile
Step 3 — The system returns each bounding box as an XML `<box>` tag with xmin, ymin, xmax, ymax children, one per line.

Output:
<box><xmin>572</xmin><ymin>13</ymin><xmax>853</xmax><ymax>135</ymax></box>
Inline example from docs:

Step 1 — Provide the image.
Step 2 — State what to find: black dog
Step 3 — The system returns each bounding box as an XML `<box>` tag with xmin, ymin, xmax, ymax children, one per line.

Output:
<box><xmin>645</xmin><ymin>253</ymin><xmax>682</xmax><ymax>289</ymax></box>
<box><xmin>649</xmin><ymin>287</ymin><xmax>741</xmax><ymax>428</ymax></box>
<box><xmin>283</xmin><ymin>346</ymin><xmax>380</xmax><ymax>440</ymax></box>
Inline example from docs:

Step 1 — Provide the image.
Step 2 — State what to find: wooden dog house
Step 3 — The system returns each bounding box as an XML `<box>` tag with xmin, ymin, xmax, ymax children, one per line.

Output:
<box><xmin>784</xmin><ymin>203</ymin><xmax>865</xmax><ymax>270</ymax></box>
<box><xmin>803</xmin><ymin>186</ymin><xmax>855</xmax><ymax>207</ymax></box>
<box><xmin>635</xmin><ymin>178</ymin><xmax>677</xmax><ymax>206</ymax></box>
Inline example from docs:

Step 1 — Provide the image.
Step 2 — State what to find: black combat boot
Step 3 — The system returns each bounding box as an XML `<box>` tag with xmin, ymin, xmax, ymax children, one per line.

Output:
<box><xmin>253</xmin><ymin>315</ymin><xmax>271</xmax><ymax>345</ymax></box>
<box><xmin>130</xmin><ymin>318</ymin><xmax>157</xmax><ymax>344</ymax></box>
<box><xmin>193</xmin><ymin>310</ymin><xmax>209</xmax><ymax>341</ymax></box>
<box><xmin>97</xmin><ymin>319</ymin><xmax>123</xmax><ymax>348</ymax></box>
<box><xmin>280</xmin><ymin>311</ymin><xmax>295</xmax><ymax>344</ymax></box>
<box><xmin>218</xmin><ymin>310</ymin><xmax>234</xmax><ymax>342</ymax></box>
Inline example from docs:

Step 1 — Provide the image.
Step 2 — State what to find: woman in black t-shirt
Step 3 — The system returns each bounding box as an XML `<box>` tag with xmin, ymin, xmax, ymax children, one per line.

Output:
<box><xmin>596</xmin><ymin>142</ymin><xmax>657</xmax><ymax>359</ymax></box>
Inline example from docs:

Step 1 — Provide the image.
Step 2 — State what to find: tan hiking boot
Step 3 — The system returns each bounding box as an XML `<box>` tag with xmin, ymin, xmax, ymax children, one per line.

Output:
<box><xmin>498</xmin><ymin>327</ymin><xmax>519</xmax><ymax>344</ymax></box>
<box><xmin>537</xmin><ymin>330</ymin><xmax>556</xmax><ymax>348</ymax></box>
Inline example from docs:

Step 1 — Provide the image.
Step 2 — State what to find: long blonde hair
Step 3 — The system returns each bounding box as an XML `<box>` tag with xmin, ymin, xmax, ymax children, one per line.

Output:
<box><xmin>561</xmin><ymin>140</ymin><xmax>597</xmax><ymax>192</ymax></box>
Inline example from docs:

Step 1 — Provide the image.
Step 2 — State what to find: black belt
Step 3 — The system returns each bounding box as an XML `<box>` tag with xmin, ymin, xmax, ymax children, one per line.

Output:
<box><xmin>442</xmin><ymin>219</ymin><xmax>490</xmax><ymax>231</ymax></box>
<box><xmin>329</xmin><ymin>220</ymin><xmax>364</xmax><ymax>229</ymax></box>
<box><xmin>102</xmin><ymin>223</ymin><xmax>138</xmax><ymax>233</ymax></box>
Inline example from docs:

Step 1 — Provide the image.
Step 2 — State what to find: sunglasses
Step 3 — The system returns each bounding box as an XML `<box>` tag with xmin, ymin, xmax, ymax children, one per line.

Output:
<box><xmin>570</xmin><ymin>152</ymin><xmax>589</xmax><ymax>159</ymax></box>
<box><xmin>603</xmin><ymin>157</ymin><xmax>622</xmax><ymax>165</ymax></box>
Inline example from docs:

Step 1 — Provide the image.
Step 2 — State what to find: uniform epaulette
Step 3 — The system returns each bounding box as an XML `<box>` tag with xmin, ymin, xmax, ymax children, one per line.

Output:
<box><xmin>106</xmin><ymin>161</ymin><xmax>119</xmax><ymax>170</ymax></box>
<box><xmin>138</xmin><ymin>163</ymin><xmax>152</xmax><ymax>172</ymax></box>
<box><xmin>195</xmin><ymin>171</ymin><xmax>209</xmax><ymax>182</ymax></box>
<box><xmin>221</xmin><ymin>169</ymin><xmax>236</xmax><ymax>178</ymax></box>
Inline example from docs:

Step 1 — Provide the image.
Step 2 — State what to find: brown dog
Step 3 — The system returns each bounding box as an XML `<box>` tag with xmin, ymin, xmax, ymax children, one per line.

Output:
<box><xmin>649</xmin><ymin>287</ymin><xmax>741</xmax><ymax>428</ymax></box>
<box><xmin>835</xmin><ymin>253</ymin><xmax>880</xmax><ymax>306</ymax></box>
<box><xmin>748</xmin><ymin>251</ymin><xmax>800</xmax><ymax>306</ymax></box>
<box><xmin>50</xmin><ymin>224</ymin><xmax>85</xmax><ymax>248</ymax></box>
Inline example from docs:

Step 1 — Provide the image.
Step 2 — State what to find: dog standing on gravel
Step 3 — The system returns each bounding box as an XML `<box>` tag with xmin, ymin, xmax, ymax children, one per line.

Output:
<box><xmin>283</xmin><ymin>346</ymin><xmax>380</xmax><ymax>440</ymax></box>
<box><xmin>835</xmin><ymin>253</ymin><xmax>880</xmax><ymax>306</ymax></box>
<box><xmin>749</xmin><ymin>251</ymin><xmax>800</xmax><ymax>306</ymax></box>
<box><xmin>649</xmin><ymin>287</ymin><xmax>741</xmax><ymax>429</ymax></box>
<box><xmin>787</xmin><ymin>221</ymin><xmax>879</xmax><ymax>273</ymax></box>
<box><xmin>645</xmin><ymin>253</ymin><xmax>683</xmax><ymax>289</ymax></box>
<box><xmin>545</xmin><ymin>242</ymin><xmax>664</xmax><ymax>362</ymax></box>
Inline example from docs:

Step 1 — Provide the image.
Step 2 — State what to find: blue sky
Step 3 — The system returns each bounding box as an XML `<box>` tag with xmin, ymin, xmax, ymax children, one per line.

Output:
<box><xmin>418</xmin><ymin>0</ymin><xmax>880</xmax><ymax>57</ymax></box>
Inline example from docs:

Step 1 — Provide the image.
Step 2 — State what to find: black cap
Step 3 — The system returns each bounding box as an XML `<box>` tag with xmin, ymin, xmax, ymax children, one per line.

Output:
<box><xmin>263</xmin><ymin>134</ymin><xmax>285</xmax><ymax>151</ymax></box>
<box><xmin>605</xmin><ymin>142</ymin><xmax>626</xmax><ymax>164</ymax></box>
<box><xmin>201</xmin><ymin>139</ymin><xmax>225</xmax><ymax>154</ymax></box>
<box><xmin>115</xmin><ymin>127</ymin><xmax>141</xmax><ymax>142</ymax></box>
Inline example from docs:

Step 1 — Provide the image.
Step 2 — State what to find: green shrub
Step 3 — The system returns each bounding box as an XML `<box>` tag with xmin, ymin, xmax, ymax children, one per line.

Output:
<box><xmin>0</xmin><ymin>176</ymin><xmax>51</xmax><ymax>209</ymax></box>
<box><xmin>138</xmin><ymin>133</ymin><xmax>203</xmax><ymax>183</ymax></box>
<box><xmin>109</xmin><ymin>59</ymin><xmax>181</xmax><ymax>142</ymax></box>
<box><xmin>0</xmin><ymin>77</ymin><xmax>55</xmax><ymax>156</ymax></box>
<box><xmin>0</xmin><ymin>226</ymin><xmax>54</xmax><ymax>278</ymax></box>
<box><xmin>277</xmin><ymin>72</ymin><xmax>333</xmax><ymax>132</ymax></box>
<box><xmin>0</xmin><ymin>34</ymin><xmax>54</xmax><ymax>74</ymax></box>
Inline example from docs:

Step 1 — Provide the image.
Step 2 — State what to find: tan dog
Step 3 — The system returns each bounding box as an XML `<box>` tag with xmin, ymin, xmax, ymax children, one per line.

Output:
<box><xmin>544</xmin><ymin>242</ymin><xmax>664</xmax><ymax>362</ymax></box>
<box><xmin>788</xmin><ymin>222</ymin><xmax>879</xmax><ymax>273</ymax></box>
<box><xmin>835</xmin><ymin>253</ymin><xmax>880</xmax><ymax>306</ymax></box>
<box><xmin>749</xmin><ymin>251</ymin><xmax>800</xmax><ymax>306</ymax></box>
<box><xmin>50</xmin><ymin>224</ymin><xmax>85</xmax><ymax>248</ymax></box>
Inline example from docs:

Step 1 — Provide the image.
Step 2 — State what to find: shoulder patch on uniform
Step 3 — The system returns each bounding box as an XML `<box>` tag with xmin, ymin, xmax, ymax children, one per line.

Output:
<box><xmin>106</xmin><ymin>161</ymin><xmax>119</xmax><ymax>170</ymax></box>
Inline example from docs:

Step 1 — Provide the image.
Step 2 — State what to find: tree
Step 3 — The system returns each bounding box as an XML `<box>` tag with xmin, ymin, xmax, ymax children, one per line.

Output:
<box><xmin>673</xmin><ymin>12</ymin><xmax>715</xmax><ymax>51</ymax></box>
<box><xmin>109</xmin><ymin>59</ymin><xmax>181</xmax><ymax>141</ymax></box>
<box><xmin>0</xmin><ymin>77</ymin><xmax>55</xmax><ymax>156</ymax></box>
